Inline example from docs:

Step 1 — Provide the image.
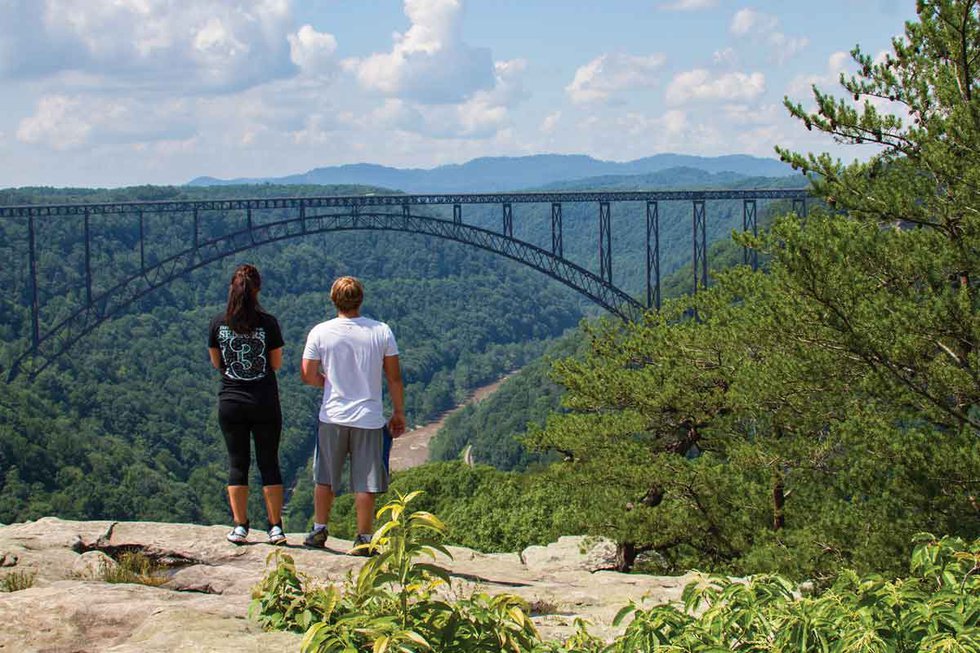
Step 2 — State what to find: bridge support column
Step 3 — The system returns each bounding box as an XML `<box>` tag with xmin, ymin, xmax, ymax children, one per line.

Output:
<box><xmin>193</xmin><ymin>208</ymin><xmax>199</xmax><ymax>248</ymax></box>
<box><xmin>692</xmin><ymin>200</ymin><xmax>707</xmax><ymax>292</ymax></box>
<box><xmin>300</xmin><ymin>204</ymin><xmax>307</xmax><ymax>233</ymax></box>
<box><xmin>599</xmin><ymin>201</ymin><xmax>612</xmax><ymax>283</ymax></box>
<box><xmin>139</xmin><ymin>211</ymin><xmax>145</xmax><ymax>272</ymax></box>
<box><xmin>793</xmin><ymin>197</ymin><xmax>807</xmax><ymax>217</ymax></box>
<box><xmin>743</xmin><ymin>199</ymin><xmax>757</xmax><ymax>271</ymax></box>
<box><xmin>646</xmin><ymin>201</ymin><xmax>660</xmax><ymax>310</ymax></box>
<box><xmin>84</xmin><ymin>209</ymin><xmax>92</xmax><ymax>305</ymax></box>
<box><xmin>502</xmin><ymin>203</ymin><xmax>512</xmax><ymax>237</ymax></box>
<box><xmin>453</xmin><ymin>204</ymin><xmax>462</xmax><ymax>225</ymax></box>
<box><xmin>28</xmin><ymin>214</ymin><xmax>39</xmax><ymax>354</ymax></box>
<box><xmin>551</xmin><ymin>202</ymin><xmax>563</xmax><ymax>257</ymax></box>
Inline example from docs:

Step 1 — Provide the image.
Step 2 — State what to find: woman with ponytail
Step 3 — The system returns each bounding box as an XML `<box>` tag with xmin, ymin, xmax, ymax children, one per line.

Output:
<box><xmin>207</xmin><ymin>264</ymin><xmax>287</xmax><ymax>545</ymax></box>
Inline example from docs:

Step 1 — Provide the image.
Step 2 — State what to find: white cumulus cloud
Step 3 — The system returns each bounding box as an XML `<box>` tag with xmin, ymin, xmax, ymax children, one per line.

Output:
<box><xmin>0</xmin><ymin>0</ymin><xmax>297</xmax><ymax>92</ymax></box>
<box><xmin>658</xmin><ymin>0</ymin><xmax>718</xmax><ymax>10</ymax></box>
<box><xmin>288</xmin><ymin>24</ymin><xmax>338</xmax><ymax>78</ymax></box>
<box><xmin>16</xmin><ymin>96</ymin><xmax>92</xmax><ymax>149</ymax></box>
<box><xmin>618</xmin><ymin>109</ymin><xmax>689</xmax><ymax>139</ymax></box>
<box><xmin>566</xmin><ymin>53</ymin><xmax>667</xmax><ymax>104</ymax></box>
<box><xmin>667</xmin><ymin>69</ymin><xmax>765</xmax><ymax>105</ymax></box>
<box><xmin>344</xmin><ymin>0</ymin><xmax>495</xmax><ymax>104</ymax></box>
<box><xmin>788</xmin><ymin>50</ymin><xmax>851</xmax><ymax>96</ymax></box>
<box><xmin>352</xmin><ymin>63</ymin><xmax>526</xmax><ymax>140</ymax></box>
<box><xmin>723</xmin><ymin>102</ymin><xmax>783</xmax><ymax>125</ymax></box>
<box><xmin>17</xmin><ymin>94</ymin><xmax>196</xmax><ymax>150</ymax></box>
<box><xmin>730</xmin><ymin>8</ymin><xmax>808</xmax><ymax>64</ymax></box>
<box><xmin>657</xmin><ymin>0</ymin><xmax>718</xmax><ymax>11</ymax></box>
<box><xmin>713</xmin><ymin>47</ymin><xmax>737</xmax><ymax>66</ymax></box>
<box><xmin>540</xmin><ymin>111</ymin><xmax>561</xmax><ymax>134</ymax></box>
<box><xmin>730</xmin><ymin>8</ymin><xmax>778</xmax><ymax>35</ymax></box>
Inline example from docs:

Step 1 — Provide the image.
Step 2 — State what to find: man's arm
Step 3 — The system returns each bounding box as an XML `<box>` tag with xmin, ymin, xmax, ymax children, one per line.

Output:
<box><xmin>300</xmin><ymin>358</ymin><xmax>324</xmax><ymax>388</ymax></box>
<box><xmin>383</xmin><ymin>355</ymin><xmax>406</xmax><ymax>437</ymax></box>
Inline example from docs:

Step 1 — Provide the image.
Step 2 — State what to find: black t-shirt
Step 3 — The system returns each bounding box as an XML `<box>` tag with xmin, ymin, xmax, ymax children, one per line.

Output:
<box><xmin>208</xmin><ymin>311</ymin><xmax>284</xmax><ymax>405</ymax></box>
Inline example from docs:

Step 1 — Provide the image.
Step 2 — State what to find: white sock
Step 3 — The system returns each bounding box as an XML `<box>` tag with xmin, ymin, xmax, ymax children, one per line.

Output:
<box><xmin>313</xmin><ymin>523</ymin><xmax>326</xmax><ymax>532</ymax></box>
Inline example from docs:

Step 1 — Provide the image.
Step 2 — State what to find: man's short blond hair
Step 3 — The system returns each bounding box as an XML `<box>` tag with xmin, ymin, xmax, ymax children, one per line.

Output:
<box><xmin>331</xmin><ymin>276</ymin><xmax>364</xmax><ymax>312</ymax></box>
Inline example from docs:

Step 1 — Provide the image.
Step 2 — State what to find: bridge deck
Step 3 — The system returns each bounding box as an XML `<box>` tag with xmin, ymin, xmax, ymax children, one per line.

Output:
<box><xmin>0</xmin><ymin>189</ymin><xmax>808</xmax><ymax>218</ymax></box>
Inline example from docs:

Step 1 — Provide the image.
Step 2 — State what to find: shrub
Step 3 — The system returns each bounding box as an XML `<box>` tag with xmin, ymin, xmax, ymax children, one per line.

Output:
<box><xmin>598</xmin><ymin>533</ymin><xmax>980</xmax><ymax>652</ymax></box>
<box><xmin>249</xmin><ymin>550</ymin><xmax>340</xmax><ymax>634</ymax></box>
<box><xmin>254</xmin><ymin>495</ymin><xmax>980</xmax><ymax>652</ymax></box>
<box><xmin>253</xmin><ymin>491</ymin><xmax>539</xmax><ymax>652</ymax></box>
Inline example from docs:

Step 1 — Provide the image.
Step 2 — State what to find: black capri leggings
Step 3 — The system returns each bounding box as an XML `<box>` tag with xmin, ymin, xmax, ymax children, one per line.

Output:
<box><xmin>218</xmin><ymin>400</ymin><xmax>283</xmax><ymax>487</ymax></box>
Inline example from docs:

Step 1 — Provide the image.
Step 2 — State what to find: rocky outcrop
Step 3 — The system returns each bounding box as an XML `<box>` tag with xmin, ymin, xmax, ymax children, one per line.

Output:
<box><xmin>521</xmin><ymin>535</ymin><xmax>620</xmax><ymax>572</ymax></box>
<box><xmin>0</xmin><ymin>518</ymin><xmax>695</xmax><ymax>651</ymax></box>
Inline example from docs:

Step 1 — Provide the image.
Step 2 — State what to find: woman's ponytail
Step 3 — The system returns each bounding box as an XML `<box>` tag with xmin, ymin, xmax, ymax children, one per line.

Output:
<box><xmin>225</xmin><ymin>264</ymin><xmax>262</xmax><ymax>333</ymax></box>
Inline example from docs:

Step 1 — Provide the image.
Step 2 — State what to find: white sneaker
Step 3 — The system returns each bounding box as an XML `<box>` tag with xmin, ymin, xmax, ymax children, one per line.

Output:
<box><xmin>267</xmin><ymin>524</ymin><xmax>287</xmax><ymax>546</ymax></box>
<box><xmin>226</xmin><ymin>524</ymin><xmax>249</xmax><ymax>544</ymax></box>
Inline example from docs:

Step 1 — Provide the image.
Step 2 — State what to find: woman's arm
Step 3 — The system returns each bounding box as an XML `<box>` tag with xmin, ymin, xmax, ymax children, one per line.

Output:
<box><xmin>268</xmin><ymin>347</ymin><xmax>283</xmax><ymax>371</ymax></box>
<box><xmin>208</xmin><ymin>347</ymin><xmax>222</xmax><ymax>370</ymax></box>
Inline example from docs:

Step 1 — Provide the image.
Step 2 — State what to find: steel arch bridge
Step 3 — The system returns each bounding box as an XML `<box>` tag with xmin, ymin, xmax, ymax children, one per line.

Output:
<box><xmin>0</xmin><ymin>189</ymin><xmax>808</xmax><ymax>381</ymax></box>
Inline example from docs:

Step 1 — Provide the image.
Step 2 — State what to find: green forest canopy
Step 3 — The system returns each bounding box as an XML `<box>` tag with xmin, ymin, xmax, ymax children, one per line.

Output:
<box><xmin>7</xmin><ymin>0</ymin><xmax>978</xmax><ymax>587</ymax></box>
<box><xmin>357</xmin><ymin>0</ymin><xmax>980</xmax><ymax>583</ymax></box>
<box><xmin>1</xmin><ymin>169</ymin><xmax>780</xmax><ymax>529</ymax></box>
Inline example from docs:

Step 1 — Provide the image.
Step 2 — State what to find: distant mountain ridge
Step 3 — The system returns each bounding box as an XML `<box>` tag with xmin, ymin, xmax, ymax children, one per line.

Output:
<box><xmin>536</xmin><ymin>166</ymin><xmax>807</xmax><ymax>192</ymax></box>
<box><xmin>187</xmin><ymin>153</ymin><xmax>794</xmax><ymax>193</ymax></box>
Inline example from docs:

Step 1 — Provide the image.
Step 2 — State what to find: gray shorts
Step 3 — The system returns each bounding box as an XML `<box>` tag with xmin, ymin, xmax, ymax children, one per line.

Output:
<box><xmin>313</xmin><ymin>422</ymin><xmax>389</xmax><ymax>494</ymax></box>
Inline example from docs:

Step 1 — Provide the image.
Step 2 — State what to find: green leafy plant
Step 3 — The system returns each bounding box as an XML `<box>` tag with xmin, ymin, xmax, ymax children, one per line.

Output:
<box><xmin>597</xmin><ymin>534</ymin><xmax>980</xmax><ymax>652</ymax></box>
<box><xmin>255</xmin><ymin>494</ymin><xmax>979</xmax><ymax>652</ymax></box>
<box><xmin>249</xmin><ymin>550</ymin><xmax>341</xmax><ymax>633</ymax></box>
<box><xmin>0</xmin><ymin>569</ymin><xmax>37</xmax><ymax>592</ymax></box>
<box><xmin>252</xmin><ymin>491</ymin><xmax>541</xmax><ymax>652</ymax></box>
<box><xmin>530</xmin><ymin>618</ymin><xmax>606</xmax><ymax>653</ymax></box>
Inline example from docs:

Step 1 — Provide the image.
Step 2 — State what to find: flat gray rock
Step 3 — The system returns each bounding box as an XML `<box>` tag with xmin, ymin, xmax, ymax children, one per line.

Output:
<box><xmin>521</xmin><ymin>535</ymin><xmax>620</xmax><ymax>572</ymax></box>
<box><xmin>0</xmin><ymin>518</ymin><xmax>695</xmax><ymax>649</ymax></box>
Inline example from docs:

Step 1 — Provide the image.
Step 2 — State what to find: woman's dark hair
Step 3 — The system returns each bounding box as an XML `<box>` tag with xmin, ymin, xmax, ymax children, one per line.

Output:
<box><xmin>225</xmin><ymin>264</ymin><xmax>262</xmax><ymax>333</ymax></box>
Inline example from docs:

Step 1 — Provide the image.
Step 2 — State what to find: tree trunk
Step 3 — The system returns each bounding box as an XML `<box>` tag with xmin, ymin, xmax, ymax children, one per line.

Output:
<box><xmin>772</xmin><ymin>470</ymin><xmax>785</xmax><ymax>531</ymax></box>
<box><xmin>616</xmin><ymin>541</ymin><xmax>637</xmax><ymax>572</ymax></box>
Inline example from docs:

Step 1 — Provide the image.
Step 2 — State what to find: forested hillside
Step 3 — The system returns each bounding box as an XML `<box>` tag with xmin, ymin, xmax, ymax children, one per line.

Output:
<box><xmin>0</xmin><ymin>184</ymin><xmax>581</xmax><ymax>525</ymax></box>
<box><xmin>0</xmin><ymin>170</ymin><xmax>804</xmax><ymax>530</ymax></box>
<box><xmin>415</xmin><ymin>2</ymin><xmax>980</xmax><ymax>590</ymax></box>
<box><xmin>429</xmin><ymin>197</ymin><xmax>796</xmax><ymax>470</ymax></box>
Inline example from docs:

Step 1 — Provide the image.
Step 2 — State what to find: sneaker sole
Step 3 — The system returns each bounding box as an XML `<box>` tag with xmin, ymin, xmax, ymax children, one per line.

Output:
<box><xmin>303</xmin><ymin>531</ymin><xmax>328</xmax><ymax>548</ymax></box>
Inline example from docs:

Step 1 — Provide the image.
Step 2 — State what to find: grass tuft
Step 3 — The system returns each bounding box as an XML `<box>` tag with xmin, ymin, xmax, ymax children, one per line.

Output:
<box><xmin>100</xmin><ymin>552</ymin><xmax>168</xmax><ymax>587</ymax></box>
<box><xmin>0</xmin><ymin>570</ymin><xmax>37</xmax><ymax>592</ymax></box>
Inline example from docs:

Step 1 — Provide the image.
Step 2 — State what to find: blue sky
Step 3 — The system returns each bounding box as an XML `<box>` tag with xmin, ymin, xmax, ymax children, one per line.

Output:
<box><xmin>0</xmin><ymin>0</ymin><xmax>916</xmax><ymax>187</ymax></box>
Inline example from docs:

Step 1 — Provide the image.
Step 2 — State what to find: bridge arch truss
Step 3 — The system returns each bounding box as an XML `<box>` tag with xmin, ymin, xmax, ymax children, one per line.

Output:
<box><xmin>0</xmin><ymin>189</ymin><xmax>808</xmax><ymax>380</ymax></box>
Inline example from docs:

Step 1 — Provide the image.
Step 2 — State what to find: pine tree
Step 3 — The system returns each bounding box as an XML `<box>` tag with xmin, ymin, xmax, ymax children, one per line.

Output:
<box><xmin>528</xmin><ymin>0</ymin><xmax>980</xmax><ymax>578</ymax></box>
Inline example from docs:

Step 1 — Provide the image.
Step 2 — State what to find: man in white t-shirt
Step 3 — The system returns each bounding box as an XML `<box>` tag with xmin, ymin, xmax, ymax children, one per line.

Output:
<box><xmin>299</xmin><ymin>276</ymin><xmax>405</xmax><ymax>553</ymax></box>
